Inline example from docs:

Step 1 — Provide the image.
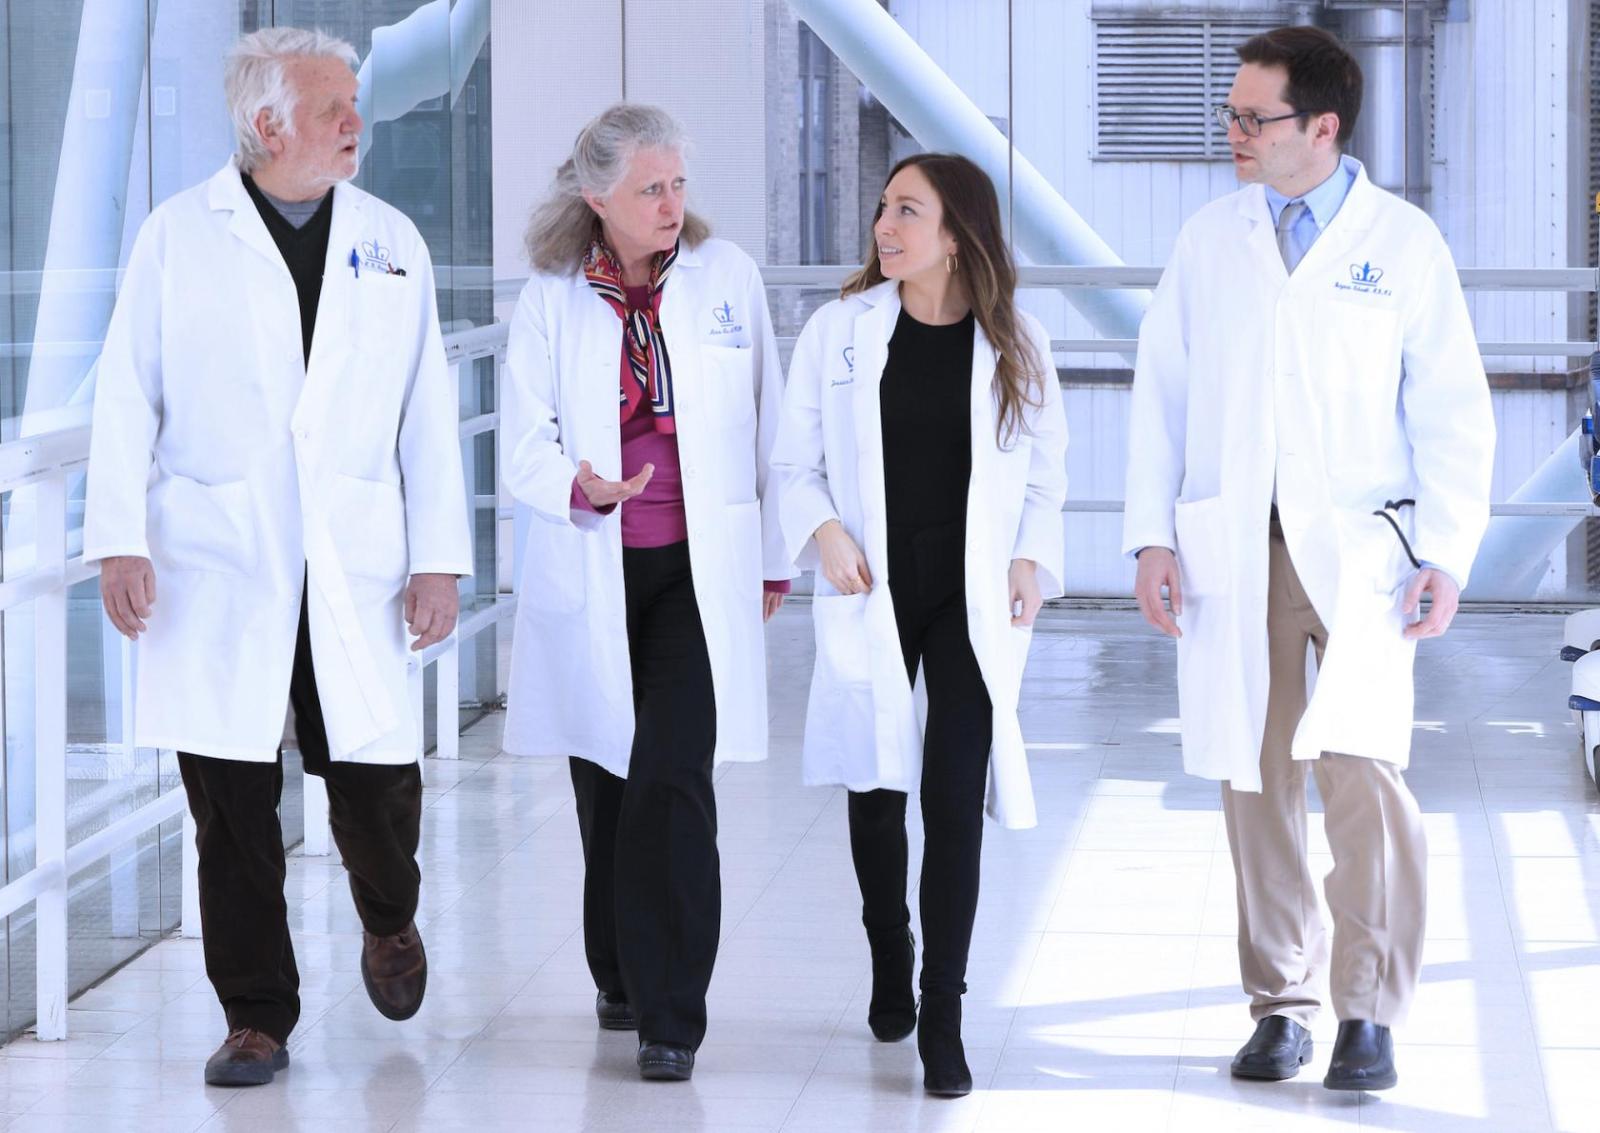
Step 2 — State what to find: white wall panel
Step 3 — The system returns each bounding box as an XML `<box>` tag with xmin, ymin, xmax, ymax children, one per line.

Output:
<box><xmin>624</xmin><ymin>1</ymin><xmax>768</xmax><ymax>258</ymax></box>
<box><xmin>490</xmin><ymin>0</ymin><xmax>623</xmax><ymax>291</ymax></box>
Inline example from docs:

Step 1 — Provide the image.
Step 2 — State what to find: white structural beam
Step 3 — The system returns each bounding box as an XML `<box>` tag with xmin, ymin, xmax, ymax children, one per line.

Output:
<box><xmin>19</xmin><ymin>0</ymin><xmax>153</xmax><ymax>433</ymax></box>
<box><xmin>1471</xmin><ymin>429</ymin><xmax>1590</xmax><ymax>597</ymax></box>
<box><xmin>357</xmin><ymin>0</ymin><xmax>492</xmax><ymax>156</ymax></box>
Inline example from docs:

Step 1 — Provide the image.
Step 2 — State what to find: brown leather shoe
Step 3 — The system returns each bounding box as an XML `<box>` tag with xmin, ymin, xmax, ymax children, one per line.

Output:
<box><xmin>362</xmin><ymin>920</ymin><xmax>427</xmax><ymax>1020</ymax></box>
<box><xmin>204</xmin><ymin>1028</ymin><xmax>289</xmax><ymax>1086</ymax></box>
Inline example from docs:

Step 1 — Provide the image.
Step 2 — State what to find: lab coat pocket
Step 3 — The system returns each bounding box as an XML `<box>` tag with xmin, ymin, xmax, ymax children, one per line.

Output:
<box><xmin>1173</xmin><ymin>495</ymin><xmax>1229</xmax><ymax>598</ymax></box>
<box><xmin>521</xmin><ymin>518</ymin><xmax>585</xmax><ymax>613</ymax></box>
<box><xmin>331</xmin><ymin>474</ymin><xmax>410</xmax><ymax>587</ymax></box>
<box><xmin>698</xmin><ymin>344</ymin><xmax>757</xmax><ymax>427</ymax></box>
<box><xmin>1315</xmin><ymin>297</ymin><xmax>1402</xmax><ymax>391</ymax></box>
<box><xmin>812</xmin><ymin>592</ymin><xmax>873</xmax><ymax>689</ymax></box>
<box><xmin>148</xmin><ymin>473</ymin><xmax>258</xmax><ymax>576</ymax></box>
<box><xmin>349</xmin><ymin>272</ymin><xmax>417</xmax><ymax>344</ymax></box>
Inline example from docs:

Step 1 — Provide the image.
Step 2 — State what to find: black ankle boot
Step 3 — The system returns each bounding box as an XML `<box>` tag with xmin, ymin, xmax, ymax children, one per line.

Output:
<box><xmin>866</xmin><ymin>925</ymin><xmax>917</xmax><ymax>1042</ymax></box>
<box><xmin>917</xmin><ymin>993</ymin><xmax>972</xmax><ymax>1097</ymax></box>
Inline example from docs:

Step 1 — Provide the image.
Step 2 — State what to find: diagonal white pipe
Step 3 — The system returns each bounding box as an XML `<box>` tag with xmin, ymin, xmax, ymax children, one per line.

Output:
<box><xmin>19</xmin><ymin>0</ymin><xmax>155</xmax><ymax>437</ymax></box>
<box><xmin>785</xmin><ymin>0</ymin><xmax>1149</xmax><ymax>342</ymax></box>
<box><xmin>356</xmin><ymin>0</ymin><xmax>491</xmax><ymax>157</ymax></box>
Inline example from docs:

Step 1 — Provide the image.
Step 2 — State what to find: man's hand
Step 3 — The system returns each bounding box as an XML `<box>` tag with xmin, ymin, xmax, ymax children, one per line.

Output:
<box><xmin>763</xmin><ymin>591</ymin><xmax>785</xmax><ymax>622</ymax></box>
<box><xmin>1134</xmin><ymin>547</ymin><xmax>1183</xmax><ymax>638</ymax></box>
<box><xmin>815</xmin><ymin>520</ymin><xmax>872</xmax><ymax>594</ymax></box>
<box><xmin>1402</xmin><ymin>568</ymin><xmax>1460</xmax><ymax>640</ymax></box>
<box><xmin>101</xmin><ymin>556</ymin><xmax>156</xmax><ymax>640</ymax></box>
<box><xmin>576</xmin><ymin>459</ymin><xmax>653</xmax><ymax>509</ymax></box>
<box><xmin>1010</xmin><ymin>558</ymin><xmax>1043</xmax><ymax>626</ymax></box>
<box><xmin>405</xmin><ymin>573</ymin><xmax>460</xmax><ymax>652</ymax></box>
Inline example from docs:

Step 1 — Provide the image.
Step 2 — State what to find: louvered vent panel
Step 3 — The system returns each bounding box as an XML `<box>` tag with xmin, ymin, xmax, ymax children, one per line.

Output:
<box><xmin>1094</xmin><ymin>19</ymin><xmax>1277</xmax><ymax>160</ymax></box>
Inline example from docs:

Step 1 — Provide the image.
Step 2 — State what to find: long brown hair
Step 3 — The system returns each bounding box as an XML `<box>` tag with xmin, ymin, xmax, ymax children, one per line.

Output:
<box><xmin>843</xmin><ymin>152</ymin><xmax>1044</xmax><ymax>447</ymax></box>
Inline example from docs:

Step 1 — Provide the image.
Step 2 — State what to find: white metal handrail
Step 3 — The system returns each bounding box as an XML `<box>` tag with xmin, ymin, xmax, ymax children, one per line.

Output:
<box><xmin>0</xmin><ymin>321</ymin><xmax>511</xmax><ymax>1042</ymax></box>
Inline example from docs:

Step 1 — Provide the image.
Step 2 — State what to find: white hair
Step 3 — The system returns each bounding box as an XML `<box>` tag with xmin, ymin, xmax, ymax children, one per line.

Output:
<box><xmin>224</xmin><ymin>27</ymin><xmax>359</xmax><ymax>172</ymax></box>
<box><xmin>525</xmin><ymin>103</ymin><xmax>709</xmax><ymax>273</ymax></box>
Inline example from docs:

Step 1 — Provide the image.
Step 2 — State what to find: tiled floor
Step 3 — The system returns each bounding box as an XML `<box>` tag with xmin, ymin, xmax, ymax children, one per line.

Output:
<box><xmin>1</xmin><ymin>606</ymin><xmax>1596</xmax><ymax>1132</ymax></box>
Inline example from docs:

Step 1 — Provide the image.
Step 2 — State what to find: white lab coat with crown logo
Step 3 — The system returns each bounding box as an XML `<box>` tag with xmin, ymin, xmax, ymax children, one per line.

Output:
<box><xmin>1122</xmin><ymin>162</ymin><xmax>1495</xmax><ymax>792</ymax></box>
<box><xmin>773</xmin><ymin>281</ymin><xmax>1069</xmax><ymax>829</ymax></box>
<box><xmin>84</xmin><ymin>159</ymin><xmax>473</xmax><ymax>764</ymax></box>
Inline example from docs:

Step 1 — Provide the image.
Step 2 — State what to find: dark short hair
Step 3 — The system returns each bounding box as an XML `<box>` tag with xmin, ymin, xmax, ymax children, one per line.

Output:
<box><xmin>1237</xmin><ymin>25</ymin><xmax>1363</xmax><ymax>146</ymax></box>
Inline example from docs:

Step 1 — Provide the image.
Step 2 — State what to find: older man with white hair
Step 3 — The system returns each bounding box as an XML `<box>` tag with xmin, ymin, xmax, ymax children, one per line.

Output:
<box><xmin>83</xmin><ymin>27</ymin><xmax>471</xmax><ymax>1086</ymax></box>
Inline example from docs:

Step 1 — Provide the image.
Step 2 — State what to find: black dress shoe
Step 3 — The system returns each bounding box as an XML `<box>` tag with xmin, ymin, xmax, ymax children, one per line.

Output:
<box><xmin>595</xmin><ymin>990</ymin><xmax>637</xmax><ymax>1031</ymax></box>
<box><xmin>1230</xmin><ymin>1015</ymin><xmax>1314</xmax><ymax>1081</ymax></box>
<box><xmin>1323</xmin><ymin>1020</ymin><xmax>1397</xmax><ymax>1091</ymax></box>
<box><xmin>866</xmin><ymin>925</ymin><xmax>917</xmax><ymax>1042</ymax></box>
<box><xmin>918</xmin><ymin>993</ymin><xmax>973</xmax><ymax>1097</ymax></box>
<box><xmin>637</xmin><ymin>1040</ymin><xmax>694</xmax><ymax>1082</ymax></box>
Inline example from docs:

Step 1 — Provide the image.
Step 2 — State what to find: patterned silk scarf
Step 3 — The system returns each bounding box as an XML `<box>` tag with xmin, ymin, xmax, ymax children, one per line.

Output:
<box><xmin>583</xmin><ymin>238</ymin><xmax>679</xmax><ymax>434</ymax></box>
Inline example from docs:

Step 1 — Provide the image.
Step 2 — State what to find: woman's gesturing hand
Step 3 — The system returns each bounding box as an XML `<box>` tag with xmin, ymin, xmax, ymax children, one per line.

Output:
<box><xmin>576</xmin><ymin>459</ymin><xmax>653</xmax><ymax>508</ymax></box>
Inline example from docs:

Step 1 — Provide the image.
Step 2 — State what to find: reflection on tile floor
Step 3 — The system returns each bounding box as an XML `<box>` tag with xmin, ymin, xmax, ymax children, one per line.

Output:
<box><xmin>1</xmin><ymin>607</ymin><xmax>1595</xmax><ymax>1131</ymax></box>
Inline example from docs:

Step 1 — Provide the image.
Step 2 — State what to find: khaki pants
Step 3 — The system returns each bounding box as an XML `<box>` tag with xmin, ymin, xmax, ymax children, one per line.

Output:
<box><xmin>1220</xmin><ymin>526</ymin><xmax>1427</xmax><ymax>1028</ymax></box>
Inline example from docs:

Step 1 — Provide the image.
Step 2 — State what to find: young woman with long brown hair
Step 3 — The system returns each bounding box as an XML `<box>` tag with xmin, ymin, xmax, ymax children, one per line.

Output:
<box><xmin>772</xmin><ymin>152</ymin><xmax>1068</xmax><ymax>1096</ymax></box>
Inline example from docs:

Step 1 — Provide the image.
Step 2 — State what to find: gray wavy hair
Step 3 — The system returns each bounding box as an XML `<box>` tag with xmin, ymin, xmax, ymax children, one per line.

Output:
<box><xmin>525</xmin><ymin>103</ymin><xmax>710</xmax><ymax>274</ymax></box>
<box><xmin>224</xmin><ymin>27</ymin><xmax>359</xmax><ymax>172</ymax></box>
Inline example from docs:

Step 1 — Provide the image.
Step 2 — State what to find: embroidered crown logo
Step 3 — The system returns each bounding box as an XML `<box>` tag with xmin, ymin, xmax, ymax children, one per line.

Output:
<box><xmin>1350</xmin><ymin>262</ymin><xmax>1384</xmax><ymax>285</ymax></box>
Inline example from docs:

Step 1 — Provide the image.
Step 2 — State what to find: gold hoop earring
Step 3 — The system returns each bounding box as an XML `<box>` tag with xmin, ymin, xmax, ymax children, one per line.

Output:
<box><xmin>945</xmin><ymin>252</ymin><xmax>958</xmax><ymax>275</ymax></box>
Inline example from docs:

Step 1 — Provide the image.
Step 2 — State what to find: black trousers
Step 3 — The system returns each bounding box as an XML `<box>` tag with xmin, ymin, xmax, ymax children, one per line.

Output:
<box><xmin>848</xmin><ymin>521</ymin><xmax>993</xmax><ymax>997</ymax></box>
<box><xmin>178</xmin><ymin>588</ymin><xmax>423</xmax><ymax>1043</ymax></box>
<box><xmin>570</xmin><ymin>540</ymin><xmax>721</xmax><ymax>1050</ymax></box>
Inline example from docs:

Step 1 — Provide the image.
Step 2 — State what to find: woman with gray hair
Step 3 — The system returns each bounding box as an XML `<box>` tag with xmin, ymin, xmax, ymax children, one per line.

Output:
<box><xmin>501</xmin><ymin>103</ymin><xmax>790</xmax><ymax>1082</ymax></box>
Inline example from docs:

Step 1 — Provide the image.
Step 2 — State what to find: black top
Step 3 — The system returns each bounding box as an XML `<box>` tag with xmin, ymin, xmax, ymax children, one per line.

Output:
<box><xmin>879</xmin><ymin>307</ymin><xmax>976</xmax><ymax>530</ymax></box>
<box><xmin>242</xmin><ymin>173</ymin><xmax>334</xmax><ymax>365</ymax></box>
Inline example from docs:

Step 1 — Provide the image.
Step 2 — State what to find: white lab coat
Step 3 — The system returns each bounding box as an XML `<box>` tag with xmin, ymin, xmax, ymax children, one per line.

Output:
<box><xmin>500</xmin><ymin>237</ymin><xmax>791</xmax><ymax>776</ymax></box>
<box><xmin>83</xmin><ymin>159</ymin><xmax>473</xmax><ymax>765</ymax></box>
<box><xmin>1121</xmin><ymin>162</ymin><xmax>1495</xmax><ymax>792</ymax></box>
<box><xmin>773</xmin><ymin>281</ymin><xmax>1069</xmax><ymax>829</ymax></box>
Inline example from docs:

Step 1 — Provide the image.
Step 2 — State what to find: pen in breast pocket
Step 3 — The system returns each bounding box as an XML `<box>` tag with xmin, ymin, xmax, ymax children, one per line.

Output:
<box><xmin>349</xmin><ymin>248</ymin><xmax>360</xmax><ymax>278</ymax></box>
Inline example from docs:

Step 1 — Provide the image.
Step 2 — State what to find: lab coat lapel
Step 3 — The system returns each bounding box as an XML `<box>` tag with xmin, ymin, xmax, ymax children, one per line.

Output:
<box><xmin>851</xmin><ymin>281</ymin><xmax>900</xmax><ymax>576</ymax></box>
<box><xmin>291</xmin><ymin>180</ymin><xmax>367</xmax><ymax>478</ymax></box>
<box><xmin>209</xmin><ymin>160</ymin><xmax>293</xmax><ymax>279</ymax></box>
<box><xmin>1234</xmin><ymin>185</ymin><xmax>1290</xmax><ymax>283</ymax></box>
<box><xmin>1291</xmin><ymin>170</ymin><xmax>1379</xmax><ymax>283</ymax></box>
<box><xmin>658</xmin><ymin>248</ymin><xmax>701</xmax><ymax>440</ymax></box>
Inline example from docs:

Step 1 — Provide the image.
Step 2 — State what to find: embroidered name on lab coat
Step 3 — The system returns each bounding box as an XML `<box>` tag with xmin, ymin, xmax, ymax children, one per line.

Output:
<box><xmin>707</xmin><ymin>301</ymin><xmax>745</xmax><ymax>337</ymax></box>
<box><xmin>1332</xmin><ymin>261</ymin><xmax>1393</xmax><ymax>298</ymax></box>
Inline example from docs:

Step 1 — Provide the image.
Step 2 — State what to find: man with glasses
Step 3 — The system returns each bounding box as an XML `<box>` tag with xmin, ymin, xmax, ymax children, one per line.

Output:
<box><xmin>1123</xmin><ymin>26</ymin><xmax>1494</xmax><ymax>1092</ymax></box>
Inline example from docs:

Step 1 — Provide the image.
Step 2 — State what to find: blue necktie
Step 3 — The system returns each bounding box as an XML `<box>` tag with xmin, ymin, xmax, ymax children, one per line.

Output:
<box><xmin>1277</xmin><ymin>200</ymin><xmax>1309</xmax><ymax>273</ymax></box>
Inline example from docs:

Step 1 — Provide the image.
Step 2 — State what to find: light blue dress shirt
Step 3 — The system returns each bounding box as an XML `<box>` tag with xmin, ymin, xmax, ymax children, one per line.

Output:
<box><xmin>1263</xmin><ymin>153</ymin><xmax>1360</xmax><ymax>272</ymax></box>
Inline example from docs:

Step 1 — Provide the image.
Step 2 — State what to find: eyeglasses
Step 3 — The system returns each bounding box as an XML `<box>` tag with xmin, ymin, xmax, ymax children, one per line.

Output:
<box><xmin>1214</xmin><ymin>105</ymin><xmax>1312</xmax><ymax>138</ymax></box>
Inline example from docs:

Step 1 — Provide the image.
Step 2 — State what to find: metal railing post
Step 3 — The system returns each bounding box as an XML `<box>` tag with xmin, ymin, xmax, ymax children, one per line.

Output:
<box><xmin>436</xmin><ymin>639</ymin><xmax>460</xmax><ymax>761</ymax></box>
<box><xmin>301</xmin><ymin>771</ymin><xmax>331</xmax><ymax>857</ymax></box>
<box><xmin>180</xmin><ymin>799</ymin><xmax>201</xmax><ymax>938</ymax></box>
<box><xmin>33</xmin><ymin>476</ymin><xmax>69</xmax><ymax>1040</ymax></box>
